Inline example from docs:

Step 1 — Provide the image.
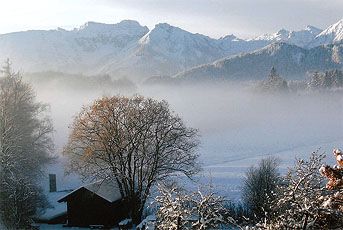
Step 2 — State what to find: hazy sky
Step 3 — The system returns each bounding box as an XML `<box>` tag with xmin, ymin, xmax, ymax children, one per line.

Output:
<box><xmin>0</xmin><ymin>0</ymin><xmax>342</xmax><ymax>38</ymax></box>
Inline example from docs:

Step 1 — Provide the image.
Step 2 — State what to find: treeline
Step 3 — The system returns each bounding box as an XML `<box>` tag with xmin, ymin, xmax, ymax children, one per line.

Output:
<box><xmin>307</xmin><ymin>69</ymin><xmax>343</xmax><ymax>89</ymax></box>
<box><xmin>258</xmin><ymin>67</ymin><xmax>343</xmax><ymax>93</ymax></box>
<box><xmin>25</xmin><ymin>71</ymin><xmax>137</xmax><ymax>91</ymax></box>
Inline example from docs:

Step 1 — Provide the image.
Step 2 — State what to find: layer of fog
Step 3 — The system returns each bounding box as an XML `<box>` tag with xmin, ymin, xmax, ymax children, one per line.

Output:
<box><xmin>31</xmin><ymin>80</ymin><xmax>343</xmax><ymax>197</ymax></box>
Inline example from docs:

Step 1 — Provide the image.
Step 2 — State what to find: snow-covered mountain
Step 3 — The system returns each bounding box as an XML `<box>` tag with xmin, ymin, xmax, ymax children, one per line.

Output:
<box><xmin>0</xmin><ymin>18</ymin><xmax>342</xmax><ymax>82</ymax></box>
<box><xmin>0</xmin><ymin>20</ymin><xmax>272</xmax><ymax>81</ymax></box>
<box><xmin>0</xmin><ymin>20</ymin><xmax>149</xmax><ymax>74</ymax></box>
<box><xmin>99</xmin><ymin>23</ymin><xmax>276</xmax><ymax>80</ymax></box>
<box><xmin>252</xmin><ymin>26</ymin><xmax>322</xmax><ymax>48</ymax></box>
<box><xmin>172</xmin><ymin>42</ymin><xmax>343</xmax><ymax>81</ymax></box>
<box><xmin>309</xmin><ymin>19</ymin><xmax>343</xmax><ymax>47</ymax></box>
<box><xmin>99</xmin><ymin>23</ymin><xmax>229</xmax><ymax>79</ymax></box>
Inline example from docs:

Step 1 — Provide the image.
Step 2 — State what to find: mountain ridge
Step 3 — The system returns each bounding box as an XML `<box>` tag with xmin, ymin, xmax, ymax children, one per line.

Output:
<box><xmin>0</xmin><ymin>18</ymin><xmax>342</xmax><ymax>81</ymax></box>
<box><xmin>172</xmin><ymin>42</ymin><xmax>343</xmax><ymax>82</ymax></box>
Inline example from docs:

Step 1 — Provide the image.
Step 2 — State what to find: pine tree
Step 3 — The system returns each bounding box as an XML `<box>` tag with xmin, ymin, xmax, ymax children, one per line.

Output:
<box><xmin>259</xmin><ymin>67</ymin><xmax>288</xmax><ymax>92</ymax></box>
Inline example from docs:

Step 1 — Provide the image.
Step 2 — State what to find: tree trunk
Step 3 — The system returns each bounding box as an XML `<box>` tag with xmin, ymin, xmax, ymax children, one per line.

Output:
<box><xmin>128</xmin><ymin>194</ymin><xmax>143</xmax><ymax>225</ymax></box>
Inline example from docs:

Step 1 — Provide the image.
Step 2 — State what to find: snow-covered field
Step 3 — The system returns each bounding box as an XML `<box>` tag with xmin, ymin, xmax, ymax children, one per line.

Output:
<box><xmin>35</xmin><ymin>82</ymin><xmax>343</xmax><ymax>201</ymax></box>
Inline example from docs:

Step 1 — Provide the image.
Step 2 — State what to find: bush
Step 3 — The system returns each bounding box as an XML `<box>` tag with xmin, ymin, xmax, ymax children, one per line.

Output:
<box><xmin>267</xmin><ymin>151</ymin><xmax>343</xmax><ymax>229</ymax></box>
<box><xmin>242</xmin><ymin>157</ymin><xmax>280</xmax><ymax>222</ymax></box>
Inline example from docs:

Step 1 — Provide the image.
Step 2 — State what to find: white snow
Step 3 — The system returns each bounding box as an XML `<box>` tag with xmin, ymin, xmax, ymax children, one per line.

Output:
<box><xmin>310</xmin><ymin>18</ymin><xmax>343</xmax><ymax>47</ymax></box>
<box><xmin>118</xmin><ymin>218</ymin><xmax>132</xmax><ymax>226</ymax></box>
<box><xmin>252</xmin><ymin>26</ymin><xmax>322</xmax><ymax>47</ymax></box>
<box><xmin>1</xmin><ymin>18</ymin><xmax>342</xmax><ymax>81</ymax></box>
<box><xmin>137</xmin><ymin>215</ymin><xmax>156</xmax><ymax>230</ymax></box>
<box><xmin>58</xmin><ymin>179</ymin><xmax>122</xmax><ymax>203</ymax></box>
<box><xmin>38</xmin><ymin>191</ymin><xmax>69</xmax><ymax>221</ymax></box>
<box><xmin>32</xmin><ymin>81</ymin><xmax>343</xmax><ymax>203</ymax></box>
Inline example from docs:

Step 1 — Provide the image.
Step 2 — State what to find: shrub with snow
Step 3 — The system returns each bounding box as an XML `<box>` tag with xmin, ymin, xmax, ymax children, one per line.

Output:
<box><xmin>155</xmin><ymin>185</ymin><xmax>238</xmax><ymax>230</ymax></box>
<box><xmin>263</xmin><ymin>151</ymin><xmax>343</xmax><ymax>229</ymax></box>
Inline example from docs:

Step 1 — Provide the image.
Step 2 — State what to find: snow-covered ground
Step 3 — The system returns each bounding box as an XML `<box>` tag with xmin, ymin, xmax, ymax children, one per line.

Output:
<box><xmin>36</xmin><ymin>83</ymin><xmax>343</xmax><ymax>202</ymax></box>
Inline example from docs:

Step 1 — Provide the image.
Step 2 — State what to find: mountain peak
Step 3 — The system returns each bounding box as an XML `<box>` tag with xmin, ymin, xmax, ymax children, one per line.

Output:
<box><xmin>276</xmin><ymin>29</ymin><xmax>289</xmax><ymax>35</ymax></box>
<box><xmin>336</xmin><ymin>18</ymin><xmax>343</xmax><ymax>25</ymax></box>
<box><xmin>140</xmin><ymin>23</ymin><xmax>195</xmax><ymax>43</ymax></box>
<box><xmin>155</xmin><ymin>22</ymin><xmax>173</xmax><ymax>29</ymax></box>
<box><xmin>74</xmin><ymin>20</ymin><xmax>148</xmax><ymax>39</ymax></box>
<box><xmin>76</xmin><ymin>20</ymin><xmax>147</xmax><ymax>33</ymax></box>
<box><xmin>220</xmin><ymin>34</ymin><xmax>240</xmax><ymax>41</ymax></box>
<box><xmin>151</xmin><ymin>23</ymin><xmax>187</xmax><ymax>35</ymax></box>
<box><xmin>253</xmin><ymin>25</ymin><xmax>323</xmax><ymax>47</ymax></box>
<box><xmin>78</xmin><ymin>21</ymin><xmax>103</xmax><ymax>30</ymax></box>
<box><xmin>311</xmin><ymin>18</ymin><xmax>343</xmax><ymax>47</ymax></box>
<box><xmin>328</xmin><ymin>18</ymin><xmax>343</xmax><ymax>32</ymax></box>
<box><xmin>117</xmin><ymin>19</ymin><xmax>143</xmax><ymax>27</ymax></box>
<box><xmin>138</xmin><ymin>21</ymin><xmax>218</xmax><ymax>54</ymax></box>
<box><xmin>305</xmin><ymin>25</ymin><xmax>322</xmax><ymax>33</ymax></box>
<box><xmin>322</xmin><ymin>18</ymin><xmax>343</xmax><ymax>34</ymax></box>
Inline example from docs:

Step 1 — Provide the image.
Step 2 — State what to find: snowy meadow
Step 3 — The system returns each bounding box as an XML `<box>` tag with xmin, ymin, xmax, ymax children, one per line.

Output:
<box><xmin>32</xmin><ymin>80</ymin><xmax>343</xmax><ymax>200</ymax></box>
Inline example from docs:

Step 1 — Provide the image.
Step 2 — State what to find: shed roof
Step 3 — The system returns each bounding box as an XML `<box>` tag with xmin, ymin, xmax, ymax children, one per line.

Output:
<box><xmin>58</xmin><ymin>179</ymin><xmax>122</xmax><ymax>203</ymax></box>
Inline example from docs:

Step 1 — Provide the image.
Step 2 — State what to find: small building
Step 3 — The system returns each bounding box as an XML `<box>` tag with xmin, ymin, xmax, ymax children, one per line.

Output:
<box><xmin>58</xmin><ymin>180</ymin><xmax>129</xmax><ymax>228</ymax></box>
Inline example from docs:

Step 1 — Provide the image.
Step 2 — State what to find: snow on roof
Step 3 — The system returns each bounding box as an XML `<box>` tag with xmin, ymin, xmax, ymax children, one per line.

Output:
<box><xmin>58</xmin><ymin>179</ymin><xmax>122</xmax><ymax>203</ymax></box>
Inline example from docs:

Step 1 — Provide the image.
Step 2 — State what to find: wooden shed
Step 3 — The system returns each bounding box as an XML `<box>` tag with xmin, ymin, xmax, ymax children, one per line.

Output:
<box><xmin>58</xmin><ymin>180</ymin><xmax>129</xmax><ymax>228</ymax></box>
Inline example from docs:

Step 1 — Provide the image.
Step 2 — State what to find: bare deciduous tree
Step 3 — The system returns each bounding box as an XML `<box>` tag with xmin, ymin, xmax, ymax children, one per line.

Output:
<box><xmin>64</xmin><ymin>95</ymin><xmax>200</xmax><ymax>223</ymax></box>
<box><xmin>0</xmin><ymin>60</ymin><xmax>54</xmax><ymax>229</ymax></box>
<box><xmin>242</xmin><ymin>157</ymin><xmax>280</xmax><ymax>222</ymax></box>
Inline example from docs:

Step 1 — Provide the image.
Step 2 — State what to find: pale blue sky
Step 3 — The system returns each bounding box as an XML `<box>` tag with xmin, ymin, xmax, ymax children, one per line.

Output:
<box><xmin>0</xmin><ymin>0</ymin><xmax>342</xmax><ymax>38</ymax></box>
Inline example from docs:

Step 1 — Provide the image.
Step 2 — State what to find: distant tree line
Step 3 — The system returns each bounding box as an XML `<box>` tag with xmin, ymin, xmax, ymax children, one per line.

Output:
<box><xmin>25</xmin><ymin>71</ymin><xmax>137</xmax><ymax>92</ymax></box>
<box><xmin>308</xmin><ymin>69</ymin><xmax>343</xmax><ymax>89</ymax></box>
<box><xmin>258</xmin><ymin>67</ymin><xmax>343</xmax><ymax>93</ymax></box>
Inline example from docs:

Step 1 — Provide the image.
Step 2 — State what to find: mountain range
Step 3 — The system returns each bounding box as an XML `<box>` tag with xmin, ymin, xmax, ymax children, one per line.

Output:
<box><xmin>0</xmin><ymin>18</ymin><xmax>342</xmax><ymax>82</ymax></box>
<box><xmin>173</xmin><ymin>42</ymin><xmax>343</xmax><ymax>81</ymax></box>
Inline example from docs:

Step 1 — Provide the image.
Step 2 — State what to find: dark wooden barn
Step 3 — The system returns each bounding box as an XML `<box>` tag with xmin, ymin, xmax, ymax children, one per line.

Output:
<box><xmin>58</xmin><ymin>180</ymin><xmax>129</xmax><ymax>228</ymax></box>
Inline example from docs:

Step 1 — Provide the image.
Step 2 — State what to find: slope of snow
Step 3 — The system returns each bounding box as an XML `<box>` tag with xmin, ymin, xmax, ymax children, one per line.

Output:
<box><xmin>173</xmin><ymin>42</ymin><xmax>343</xmax><ymax>81</ymax></box>
<box><xmin>58</xmin><ymin>180</ymin><xmax>122</xmax><ymax>203</ymax></box>
<box><xmin>252</xmin><ymin>25</ymin><xmax>322</xmax><ymax>47</ymax></box>
<box><xmin>2</xmin><ymin>19</ymin><xmax>343</xmax><ymax>81</ymax></box>
<box><xmin>38</xmin><ymin>191</ymin><xmax>68</xmax><ymax>221</ymax></box>
<box><xmin>255</xmin><ymin>28</ymin><xmax>290</xmax><ymax>41</ymax></box>
<box><xmin>310</xmin><ymin>18</ymin><xmax>343</xmax><ymax>47</ymax></box>
<box><xmin>0</xmin><ymin>20</ymin><xmax>269</xmax><ymax>81</ymax></box>
<box><xmin>100</xmin><ymin>23</ymin><xmax>236</xmax><ymax>81</ymax></box>
<box><xmin>0</xmin><ymin>20</ymin><xmax>149</xmax><ymax>74</ymax></box>
<box><xmin>137</xmin><ymin>23</ymin><xmax>223</xmax><ymax>63</ymax></box>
